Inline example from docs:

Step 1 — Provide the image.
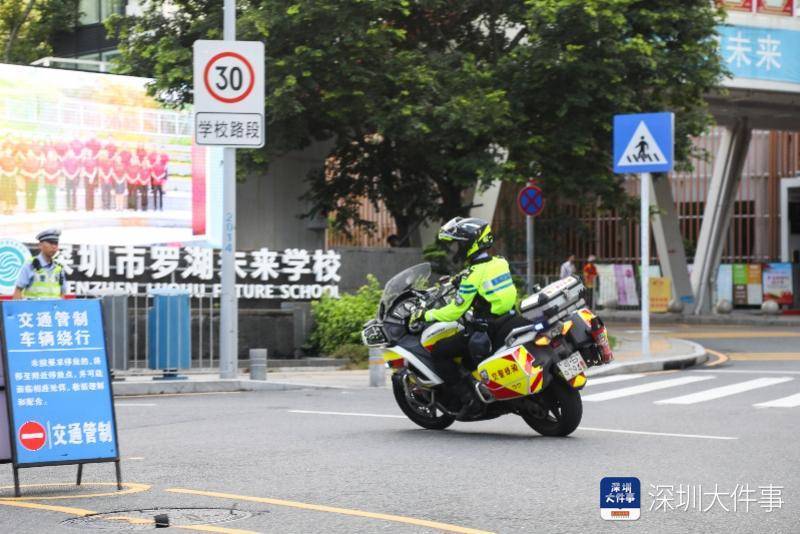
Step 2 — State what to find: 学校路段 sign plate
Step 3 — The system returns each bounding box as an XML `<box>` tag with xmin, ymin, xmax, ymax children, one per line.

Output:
<box><xmin>193</xmin><ymin>40</ymin><xmax>265</xmax><ymax>148</ymax></box>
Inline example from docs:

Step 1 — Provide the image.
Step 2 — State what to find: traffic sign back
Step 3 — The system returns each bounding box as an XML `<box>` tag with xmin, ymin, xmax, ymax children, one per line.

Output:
<box><xmin>518</xmin><ymin>185</ymin><xmax>544</xmax><ymax>217</ymax></box>
<box><xmin>613</xmin><ymin>112</ymin><xmax>674</xmax><ymax>173</ymax></box>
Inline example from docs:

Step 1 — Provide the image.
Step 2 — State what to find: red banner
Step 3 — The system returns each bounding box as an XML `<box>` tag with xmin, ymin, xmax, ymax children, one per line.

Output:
<box><xmin>757</xmin><ymin>0</ymin><xmax>793</xmax><ymax>15</ymax></box>
<box><xmin>717</xmin><ymin>0</ymin><xmax>754</xmax><ymax>11</ymax></box>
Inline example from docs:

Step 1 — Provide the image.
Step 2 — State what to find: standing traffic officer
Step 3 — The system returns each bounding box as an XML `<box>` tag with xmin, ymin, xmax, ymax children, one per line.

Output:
<box><xmin>13</xmin><ymin>229</ymin><xmax>66</xmax><ymax>299</ymax></box>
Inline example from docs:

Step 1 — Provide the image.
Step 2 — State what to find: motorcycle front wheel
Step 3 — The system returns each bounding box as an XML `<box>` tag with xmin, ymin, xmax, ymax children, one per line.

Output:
<box><xmin>520</xmin><ymin>378</ymin><xmax>582</xmax><ymax>437</ymax></box>
<box><xmin>392</xmin><ymin>373</ymin><xmax>455</xmax><ymax>430</ymax></box>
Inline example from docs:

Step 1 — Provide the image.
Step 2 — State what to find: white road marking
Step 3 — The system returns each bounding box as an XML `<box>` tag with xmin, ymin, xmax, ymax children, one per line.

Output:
<box><xmin>693</xmin><ymin>369</ymin><xmax>800</xmax><ymax>376</ymax></box>
<box><xmin>289</xmin><ymin>410</ymin><xmax>738</xmax><ymax>440</ymax></box>
<box><xmin>753</xmin><ymin>392</ymin><xmax>800</xmax><ymax>408</ymax></box>
<box><xmin>289</xmin><ymin>409</ymin><xmax>405</xmax><ymax>419</ymax></box>
<box><xmin>655</xmin><ymin>377</ymin><xmax>794</xmax><ymax>405</ymax></box>
<box><xmin>582</xmin><ymin>375</ymin><xmax>716</xmax><ymax>402</ymax></box>
<box><xmin>578</xmin><ymin>427</ymin><xmax>737</xmax><ymax>440</ymax></box>
<box><xmin>584</xmin><ymin>374</ymin><xmax>645</xmax><ymax>386</ymax></box>
<box><xmin>115</xmin><ymin>403</ymin><xmax>158</xmax><ymax>407</ymax></box>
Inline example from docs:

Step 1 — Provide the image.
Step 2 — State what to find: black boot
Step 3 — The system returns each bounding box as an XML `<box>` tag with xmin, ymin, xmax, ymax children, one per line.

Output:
<box><xmin>452</xmin><ymin>374</ymin><xmax>481</xmax><ymax>418</ymax></box>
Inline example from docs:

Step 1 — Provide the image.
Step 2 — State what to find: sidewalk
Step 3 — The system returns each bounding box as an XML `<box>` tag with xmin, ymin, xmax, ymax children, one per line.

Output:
<box><xmin>601</xmin><ymin>309</ymin><xmax>800</xmax><ymax>326</ymax></box>
<box><xmin>112</xmin><ymin>330</ymin><xmax>706</xmax><ymax>395</ymax></box>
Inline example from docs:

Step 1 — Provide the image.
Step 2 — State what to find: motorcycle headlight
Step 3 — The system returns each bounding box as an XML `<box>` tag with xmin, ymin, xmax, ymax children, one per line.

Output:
<box><xmin>361</xmin><ymin>321</ymin><xmax>389</xmax><ymax>347</ymax></box>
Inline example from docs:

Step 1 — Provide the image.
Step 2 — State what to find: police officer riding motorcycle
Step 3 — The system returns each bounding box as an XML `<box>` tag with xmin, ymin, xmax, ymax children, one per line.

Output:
<box><xmin>408</xmin><ymin>217</ymin><xmax>528</xmax><ymax>415</ymax></box>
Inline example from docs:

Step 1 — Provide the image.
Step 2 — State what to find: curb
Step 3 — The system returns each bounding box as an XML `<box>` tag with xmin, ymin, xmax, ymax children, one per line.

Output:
<box><xmin>112</xmin><ymin>379</ymin><xmax>342</xmax><ymax>396</ymax></box>
<box><xmin>602</xmin><ymin>311</ymin><xmax>800</xmax><ymax>327</ymax></box>
<box><xmin>585</xmin><ymin>338</ymin><xmax>708</xmax><ymax>378</ymax></box>
<box><xmin>111</xmin><ymin>339</ymin><xmax>709</xmax><ymax>395</ymax></box>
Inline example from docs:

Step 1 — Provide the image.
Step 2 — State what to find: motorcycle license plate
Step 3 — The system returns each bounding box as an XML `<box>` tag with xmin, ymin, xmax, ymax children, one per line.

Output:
<box><xmin>557</xmin><ymin>353</ymin><xmax>588</xmax><ymax>380</ymax></box>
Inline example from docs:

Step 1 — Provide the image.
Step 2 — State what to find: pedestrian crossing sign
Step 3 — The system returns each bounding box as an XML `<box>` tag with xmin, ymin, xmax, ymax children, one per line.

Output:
<box><xmin>613</xmin><ymin>112</ymin><xmax>674</xmax><ymax>173</ymax></box>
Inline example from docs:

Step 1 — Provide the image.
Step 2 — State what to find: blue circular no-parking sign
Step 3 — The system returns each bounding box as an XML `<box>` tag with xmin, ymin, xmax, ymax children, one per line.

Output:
<box><xmin>517</xmin><ymin>185</ymin><xmax>544</xmax><ymax>217</ymax></box>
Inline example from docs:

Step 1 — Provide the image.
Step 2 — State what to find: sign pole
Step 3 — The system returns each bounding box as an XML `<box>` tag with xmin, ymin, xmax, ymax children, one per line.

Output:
<box><xmin>613</xmin><ymin>112</ymin><xmax>673</xmax><ymax>359</ymax></box>
<box><xmin>220</xmin><ymin>0</ymin><xmax>238</xmax><ymax>379</ymax></box>
<box><xmin>526</xmin><ymin>215</ymin><xmax>534</xmax><ymax>293</ymax></box>
<box><xmin>641</xmin><ymin>172</ymin><xmax>651</xmax><ymax>358</ymax></box>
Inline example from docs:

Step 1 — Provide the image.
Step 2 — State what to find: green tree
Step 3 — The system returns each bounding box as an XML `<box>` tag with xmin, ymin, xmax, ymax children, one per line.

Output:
<box><xmin>108</xmin><ymin>0</ymin><xmax>725</xmax><ymax>243</ymax></box>
<box><xmin>0</xmin><ymin>0</ymin><xmax>79</xmax><ymax>64</ymax></box>
<box><xmin>503</xmin><ymin>0</ymin><xmax>726</xmax><ymax>209</ymax></box>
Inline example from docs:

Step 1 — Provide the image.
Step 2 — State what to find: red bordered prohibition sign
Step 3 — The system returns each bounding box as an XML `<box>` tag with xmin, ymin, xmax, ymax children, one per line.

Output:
<box><xmin>203</xmin><ymin>51</ymin><xmax>256</xmax><ymax>104</ymax></box>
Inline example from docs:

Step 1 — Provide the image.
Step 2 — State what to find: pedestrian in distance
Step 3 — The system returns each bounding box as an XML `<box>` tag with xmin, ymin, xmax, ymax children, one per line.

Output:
<box><xmin>559</xmin><ymin>254</ymin><xmax>576</xmax><ymax>279</ymax></box>
<box><xmin>582</xmin><ymin>254</ymin><xmax>598</xmax><ymax>308</ymax></box>
<box><xmin>13</xmin><ymin>229</ymin><xmax>67</xmax><ymax>300</ymax></box>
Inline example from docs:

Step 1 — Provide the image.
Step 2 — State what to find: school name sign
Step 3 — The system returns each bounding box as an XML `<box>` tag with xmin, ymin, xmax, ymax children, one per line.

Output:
<box><xmin>52</xmin><ymin>245</ymin><xmax>341</xmax><ymax>300</ymax></box>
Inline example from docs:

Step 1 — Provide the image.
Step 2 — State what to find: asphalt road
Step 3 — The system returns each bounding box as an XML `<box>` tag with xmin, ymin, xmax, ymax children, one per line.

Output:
<box><xmin>0</xmin><ymin>328</ymin><xmax>798</xmax><ymax>533</ymax></box>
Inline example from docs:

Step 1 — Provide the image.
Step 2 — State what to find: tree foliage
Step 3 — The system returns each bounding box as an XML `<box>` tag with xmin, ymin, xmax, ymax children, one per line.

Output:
<box><xmin>108</xmin><ymin>0</ymin><xmax>725</xmax><ymax>244</ymax></box>
<box><xmin>0</xmin><ymin>0</ymin><xmax>79</xmax><ymax>64</ymax></box>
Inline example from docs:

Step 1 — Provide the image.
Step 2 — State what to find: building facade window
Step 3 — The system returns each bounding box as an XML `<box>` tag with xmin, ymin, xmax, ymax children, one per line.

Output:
<box><xmin>79</xmin><ymin>0</ymin><xmax>126</xmax><ymax>25</ymax></box>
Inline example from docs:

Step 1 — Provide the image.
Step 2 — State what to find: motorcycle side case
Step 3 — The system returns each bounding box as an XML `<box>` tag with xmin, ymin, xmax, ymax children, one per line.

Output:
<box><xmin>520</xmin><ymin>275</ymin><xmax>586</xmax><ymax>324</ymax></box>
<box><xmin>476</xmin><ymin>345</ymin><xmax>544</xmax><ymax>401</ymax></box>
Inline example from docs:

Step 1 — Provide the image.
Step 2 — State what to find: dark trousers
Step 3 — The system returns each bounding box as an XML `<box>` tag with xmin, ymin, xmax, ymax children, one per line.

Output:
<box><xmin>25</xmin><ymin>178</ymin><xmax>39</xmax><ymax>211</ymax></box>
<box><xmin>44</xmin><ymin>184</ymin><xmax>56</xmax><ymax>211</ymax></box>
<box><xmin>85</xmin><ymin>183</ymin><xmax>96</xmax><ymax>211</ymax></box>
<box><xmin>151</xmin><ymin>184</ymin><xmax>163</xmax><ymax>210</ymax></box>
<box><xmin>101</xmin><ymin>183</ymin><xmax>112</xmax><ymax>209</ymax></box>
<box><xmin>137</xmin><ymin>185</ymin><xmax>148</xmax><ymax>210</ymax></box>
<box><xmin>65</xmin><ymin>180</ymin><xmax>79</xmax><ymax>210</ymax></box>
<box><xmin>585</xmin><ymin>287</ymin><xmax>595</xmax><ymax>308</ymax></box>
<box><xmin>430</xmin><ymin>333</ymin><xmax>471</xmax><ymax>386</ymax></box>
<box><xmin>127</xmin><ymin>184</ymin><xmax>136</xmax><ymax>209</ymax></box>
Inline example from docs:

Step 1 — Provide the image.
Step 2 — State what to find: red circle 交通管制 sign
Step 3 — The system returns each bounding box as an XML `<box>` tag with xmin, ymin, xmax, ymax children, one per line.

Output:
<box><xmin>18</xmin><ymin>420</ymin><xmax>47</xmax><ymax>451</ymax></box>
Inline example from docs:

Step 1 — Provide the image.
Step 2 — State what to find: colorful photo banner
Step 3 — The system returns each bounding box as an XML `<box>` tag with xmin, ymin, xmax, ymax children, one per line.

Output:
<box><xmin>747</xmin><ymin>264</ymin><xmax>763</xmax><ymax>306</ymax></box>
<box><xmin>614</xmin><ymin>264</ymin><xmax>639</xmax><ymax>307</ymax></box>
<box><xmin>596</xmin><ymin>265</ymin><xmax>618</xmax><ymax>307</ymax></box>
<box><xmin>733</xmin><ymin>264</ymin><xmax>748</xmax><ymax>306</ymax></box>
<box><xmin>716</xmin><ymin>264</ymin><xmax>734</xmax><ymax>305</ymax></box>
<box><xmin>0</xmin><ymin>63</ymin><xmax>223</xmax><ymax>247</ymax></box>
<box><xmin>762</xmin><ymin>263</ymin><xmax>794</xmax><ymax>305</ymax></box>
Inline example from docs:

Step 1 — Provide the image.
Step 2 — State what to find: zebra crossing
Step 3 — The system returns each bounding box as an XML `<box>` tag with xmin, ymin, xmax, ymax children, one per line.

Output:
<box><xmin>583</xmin><ymin>371</ymin><xmax>800</xmax><ymax>409</ymax></box>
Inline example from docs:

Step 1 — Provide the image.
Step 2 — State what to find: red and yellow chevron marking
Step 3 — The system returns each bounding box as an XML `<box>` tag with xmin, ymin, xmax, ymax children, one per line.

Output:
<box><xmin>577</xmin><ymin>308</ymin><xmax>595</xmax><ymax>327</ymax></box>
<box><xmin>528</xmin><ymin>366</ymin><xmax>544</xmax><ymax>393</ymax></box>
<box><xmin>383</xmin><ymin>350</ymin><xmax>405</xmax><ymax>369</ymax></box>
<box><xmin>569</xmin><ymin>373</ymin><xmax>587</xmax><ymax>389</ymax></box>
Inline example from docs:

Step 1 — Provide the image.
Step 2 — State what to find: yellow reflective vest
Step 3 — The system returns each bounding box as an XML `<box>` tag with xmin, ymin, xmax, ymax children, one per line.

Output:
<box><xmin>425</xmin><ymin>256</ymin><xmax>516</xmax><ymax>322</ymax></box>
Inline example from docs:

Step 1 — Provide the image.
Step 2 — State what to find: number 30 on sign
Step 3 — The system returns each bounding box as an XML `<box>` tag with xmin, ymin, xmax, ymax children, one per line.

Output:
<box><xmin>193</xmin><ymin>40</ymin><xmax>265</xmax><ymax>148</ymax></box>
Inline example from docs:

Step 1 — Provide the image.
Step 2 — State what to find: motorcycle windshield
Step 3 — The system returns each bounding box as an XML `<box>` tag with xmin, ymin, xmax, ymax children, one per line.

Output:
<box><xmin>380</xmin><ymin>263</ymin><xmax>431</xmax><ymax>310</ymax></box>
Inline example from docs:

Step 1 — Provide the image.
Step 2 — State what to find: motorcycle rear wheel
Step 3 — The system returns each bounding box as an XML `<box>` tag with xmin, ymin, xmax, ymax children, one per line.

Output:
<box><xmin>392</xmin><ymin>374</ymin><xmax>455</xmax><ymax>430</ymax></box>
<box><xmin>520</xmin><ymin>379</ymin><xmax>582</xmax><ymax>437</ymax></box>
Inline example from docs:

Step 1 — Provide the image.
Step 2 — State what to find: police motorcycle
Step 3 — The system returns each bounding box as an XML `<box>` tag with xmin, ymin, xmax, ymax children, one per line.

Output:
<box><xmin>361</xmin><ymin>263</ymin><xmax>614</xmax><ymax>436</ymax></box>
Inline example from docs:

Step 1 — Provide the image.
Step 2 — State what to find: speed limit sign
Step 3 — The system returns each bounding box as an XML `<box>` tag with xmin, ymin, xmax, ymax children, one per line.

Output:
<box><xmin>193</xmin><ymin>40</ymin><xmax>265</xmax><ymax>147</ymax></box>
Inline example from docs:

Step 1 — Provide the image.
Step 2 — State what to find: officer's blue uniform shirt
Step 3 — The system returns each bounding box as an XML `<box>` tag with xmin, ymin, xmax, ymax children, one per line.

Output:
<box><xmin>16</xmin><ymin>253</ymin><xmax>67</xmax><ymax>293</ymax></box>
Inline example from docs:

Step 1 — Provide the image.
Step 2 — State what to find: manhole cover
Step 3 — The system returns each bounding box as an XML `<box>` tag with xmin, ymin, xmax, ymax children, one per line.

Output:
<box><xmin>62</xmin><ymin>507</ymin><xmax>254</xmax><ymax>531</ymax></box>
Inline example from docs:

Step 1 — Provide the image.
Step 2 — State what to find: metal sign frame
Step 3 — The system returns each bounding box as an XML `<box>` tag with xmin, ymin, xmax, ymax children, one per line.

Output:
<box><xmin>0</xmin><ymin>299</ymin><xmax>122</xmax><ymax>497</ymax></box>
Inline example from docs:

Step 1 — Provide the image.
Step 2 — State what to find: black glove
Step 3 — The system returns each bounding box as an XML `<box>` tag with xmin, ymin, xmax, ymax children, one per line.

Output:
<box><xmin>408</xmin><ymin>308</ymin><xmax>426</xmax><ymax>332</ymax></box>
